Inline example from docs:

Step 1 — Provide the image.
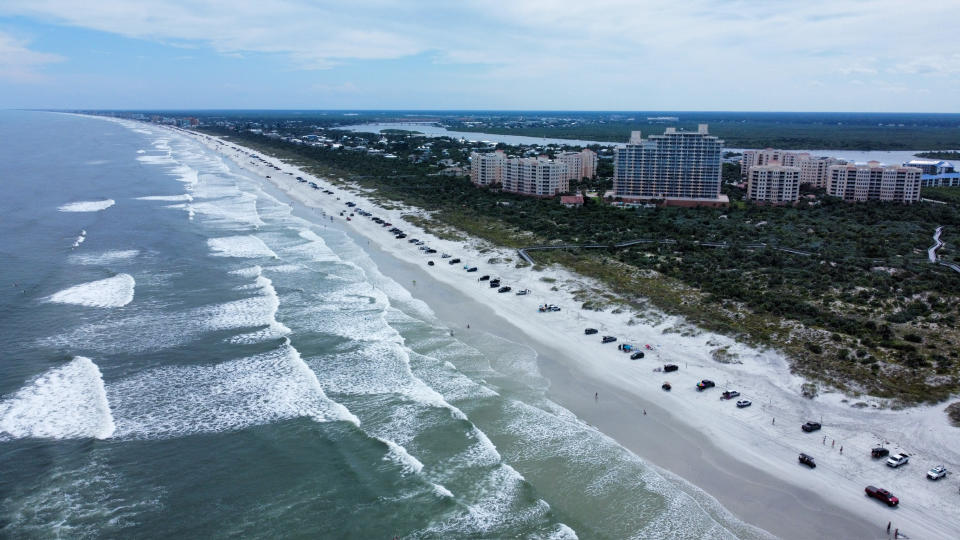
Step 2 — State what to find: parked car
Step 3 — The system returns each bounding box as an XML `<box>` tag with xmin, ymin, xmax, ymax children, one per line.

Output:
<box><xmin>865</xmin><ymin>485</ymin><xmax>899</xmax><ymax>506</ymax></box>
<box><xmin>696</xmin><ymin>380</ymin><xmax>715</xmax><ymax>391</ymax></box>
<box><xmin>801</xmin><ymin>422</ymin><xmax>822</xmax><ymax>432</ymax></box>
<box><xmin>926</xmin><ymin>465</ymin><xmax>947</xmax><ymax>480</ymax></box>
<box><xmin>663</xmin><ymin>364</ymin><xmax>677</xmax><ymax>372</ymax></box>
<box><xmin>449</xmin><ymin>258</ymin><xmax>461</xmax><ymax>264</ymax></box>
<box><xmin>480</xmin><ymin>275</ymin><xmax>490</xmax><ymax>281</ymax></box>
<box><xmin>630</xmin><ymin>351</ymin><xmax>644</xmax><ymax>360</ymax></box>
<box><xmin>721</xmin><ymin>390</ymin><xmax>740</xmax><ymax>400</ymax></box>
<box><xmin>441</xmin><ymin>253</ymin><xmax>451</xmax><ymax>258</ymax></box>
<box><xmin>602</xmin><ymin>336</ymin><xmax>617</xmax><ymax>344</ymax></box>
<box><xmin>798</xmin><ymin>453</ymin><xmax>816</xmax><ymax>468</ymax></box>
<box><xmin>871</xmin><ymin>447</ymin><xmax>890</xmax><ymax>458</ymax></box>
<box><xmin>427</xmin><ymin>261</ymin><xmax>434</xmax><ymax>266</ymax></box>
<box><xmin>886</xmin><ymin>453</ymin><xmax>909</xmax><ymax>468</ymax></box>
<box><xmin>497</xmin><ymin>286</ymin><xmax>511</xmax><ymax>293</ymax></box>
<box><xmin>736</xmin><ymin>400</ymin><xmax>752</xmax><ymax>408</ymax></box>
<box><xmin>661</xmin><ymin>382</ymin><xmax>671</xmax><ymax>391</ymax></box>
<box><xmin>466</xmin><ymin>267</ymin><xmax>478</xmax><ymax>272</ymax></box>
<box><xmin>584</xmin><ymin>328</ymin><xmax>598</xmax><ymax>335</ymax></box>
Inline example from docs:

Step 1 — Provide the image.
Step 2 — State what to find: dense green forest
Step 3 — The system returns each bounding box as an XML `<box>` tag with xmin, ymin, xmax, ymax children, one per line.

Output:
<box><xmin>916</xmin><ymin>151</ymin><xmax>960</xmax><ymax>160</ymax></box>
<box><xmin>445</xmin><ymin>120</ymin><xmax>960</xmax><ymax>150</ymax></box>
<box><xmin>200</xmin><ymin>126</ymin><xmax>960</xmax><ymax>404</ymax></box>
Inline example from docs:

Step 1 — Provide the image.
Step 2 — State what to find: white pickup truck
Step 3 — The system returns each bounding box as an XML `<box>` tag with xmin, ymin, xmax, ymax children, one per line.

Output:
<box><xmin>886</xmin><ymin>453</ymin><xmax>910</xmax><ymax>468</ymax></box>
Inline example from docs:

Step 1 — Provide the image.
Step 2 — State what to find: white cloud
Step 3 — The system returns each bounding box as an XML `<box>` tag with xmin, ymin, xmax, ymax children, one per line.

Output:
<box><xmin>1</xmin><ymin>0</ymin><xmax>958</xmax><ymax>109</ymax></box>
<box><xmin>0</xmin><ymin>31</ymin><xmax>64</xmax><ymax>82</ymax></box>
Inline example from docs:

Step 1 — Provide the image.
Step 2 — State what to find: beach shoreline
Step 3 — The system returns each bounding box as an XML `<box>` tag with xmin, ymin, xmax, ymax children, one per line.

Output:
<box><xmin>173</xmin><ymin>124</ymin><xmax>960</xmax><ymax>540</ymax></box>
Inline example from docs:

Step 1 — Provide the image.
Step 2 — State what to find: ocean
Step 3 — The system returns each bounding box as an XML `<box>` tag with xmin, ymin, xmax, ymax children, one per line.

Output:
<box><xmin>0</xmin><ymin>111</ymin><xmax>768</xmax><ymax>539</ymax></box>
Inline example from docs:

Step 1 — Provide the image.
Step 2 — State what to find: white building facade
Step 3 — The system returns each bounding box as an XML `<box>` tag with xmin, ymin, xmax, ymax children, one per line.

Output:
<box><xmin>613</xmin><ymin>124</ymin><xmax>725</xmax><ymax>204</ymax></box>
<box><xmin>503</xmin><ymin>157</ymin><xmax>569</xmax><ymax>197</ymax></box>
<box><xmin>469</xmin><ymin>150</ymin><xmax>506</xmax><ymax>186</ymax></box>
<box><xmin>556</xmin><ymin>149</ymin><xmax>598</xmax><ymax>181</ymax></box>
<box><xmin>742</xmin><ymin>149</ymin><xmax>845</xmax><ymax>188</ymax></box>
<box><xmin>747</xmin><ymin>164</ymin><xmax>801</xmax><ymax>203</ymax></box>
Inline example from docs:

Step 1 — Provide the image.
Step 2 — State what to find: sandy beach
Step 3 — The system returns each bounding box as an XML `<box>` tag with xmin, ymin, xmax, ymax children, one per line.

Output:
<box><xmin>187</xmin><ymin>128</ymin><xmax>960</xmax><ymax>540</ymax></box>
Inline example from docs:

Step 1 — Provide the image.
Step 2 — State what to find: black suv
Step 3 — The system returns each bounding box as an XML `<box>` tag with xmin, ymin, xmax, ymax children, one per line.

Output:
<box><xmin>801</xmin><ymin>421</ymin><xmax>822</xmax><ymax>432</ymax></box>
<box><xmin>696</xmin><ymin>380</ymin><xmax>715</xmax><ymax>391</ymax></box>
<box><xmin>798</xmin><ymin>453</ymin><xmax>816</xmax><ymax>468</ymax></box>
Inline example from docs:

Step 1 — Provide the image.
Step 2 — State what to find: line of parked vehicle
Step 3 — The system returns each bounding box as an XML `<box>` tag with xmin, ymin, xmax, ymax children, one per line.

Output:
<box><xmin>579</xmin><ymin>326</ymin><xmax>957</xmax><ymax>508</ymax></box>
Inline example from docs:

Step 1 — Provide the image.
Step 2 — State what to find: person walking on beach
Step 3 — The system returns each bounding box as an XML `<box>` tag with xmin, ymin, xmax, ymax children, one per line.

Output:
<box><xmin>771</xmin><ymin>417</ymin><xmax>775</xmax><ymax>425</ymax></box>
<box><xmin>643</xmin><ymin>409</ymin><xmax>646</xmax><ymax>416</ymax></box>
<box><xmin>840</xmin><ymin>446</ymin><xmax>843</xmax><ymax>454</ymax></box>
<box><xmin>595</xmin><ymin>392</ymin><xmax>598</xmax><ymax>401</ymax></box>
<box><xmin>823</xmin><ymin>436</ymin><xmax>826</xmax><ymax>445</ymax></box>
<box><xmin>832</xmin><ymin>439</ymin><xmax>835</xmax><ymax>448</ymax></box>
<box><xmin>887</xmin><ymin>521</ymin><xmax>891</xmax><ymax>534</ymax></box>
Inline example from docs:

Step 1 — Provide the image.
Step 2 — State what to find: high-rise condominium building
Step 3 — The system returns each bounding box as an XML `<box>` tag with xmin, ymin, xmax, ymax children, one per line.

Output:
<box><xmin>613</xmin><ymin>124</ymin><xmax>726</xmax><ymax>205</ymax></box>
<box><xmin>742</xmin><ymin>149</ymin><xmax>844</xmax><ymax>188</ymax></box>
<box><xmin>503</xmin><ymin>157</ymin><xmax>569</xmax><ymax>197</ymax></box>
<box><xmin>826</xmin><ymin>161</ymin><xmax>922</xmax><ymax>203</ymax></box>
<box><xmin>747</xmin><ymin>164</ymin><xmax>801</xmax><ymax>203</ymax></box>
<box><xmin>469</xmin><ymin>150</ymin><xmax>506</xmax><ymax>186</ymax></box>
<box><xmin>556</xmin><ymin>149</ymin><xmax>598</xmax><ymax>181</ymax></box>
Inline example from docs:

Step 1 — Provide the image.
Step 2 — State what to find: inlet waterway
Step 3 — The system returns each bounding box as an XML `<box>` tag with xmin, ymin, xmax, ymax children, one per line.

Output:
<box><xmin>341</xmin><ymin>122</ymin><xmax>929</xmax><ymax>164</ymax></box>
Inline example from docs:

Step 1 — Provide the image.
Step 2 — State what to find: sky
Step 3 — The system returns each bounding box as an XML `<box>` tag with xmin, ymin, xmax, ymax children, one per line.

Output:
<box><xmin>0</xmin><ymin>0</ymin><xmax>958</xmax><ymax>111</ymax></box>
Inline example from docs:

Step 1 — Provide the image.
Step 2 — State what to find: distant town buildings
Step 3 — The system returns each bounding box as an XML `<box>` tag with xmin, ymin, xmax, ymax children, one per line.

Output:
<box><xmin>613</xmin><ymin>125</ymin><xmax>727</xmax><ymax>206</ymax></box>
<box><xmin>503</xmin><ymin>157</ymin><xmax>569</xmax><ymax>197</ymax></box>
<box><xmin>826</xmin><ymin>161</ymin><xmax>922</xmax><ymax>203</ymax></box>
<box><xmin>741</xmin><ymin>149</ymin><xmax>845</xmax><ymax>188</ymax></box>
<box><xmin>747</xmin><ymin>164</ymin><xmax>801</xmax><ymax>203</ymax></box>
<box><xmin>469</xmin><ymin>150</ymin><xmax>506</xmax><ymax>186</ymax></box>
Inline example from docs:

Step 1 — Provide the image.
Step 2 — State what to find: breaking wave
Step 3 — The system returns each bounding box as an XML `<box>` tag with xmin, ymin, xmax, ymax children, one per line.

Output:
<box><xmin>46</xmin><ymin>273</ymin><xmax>135</xmax><ymax>308</ymax></box>
<box><xmin>0</xmin><ymin>357</ymin><xmax>115</xmax><ymax>440</ymax></box>
<box><xmin>59</xmin><ymin>200</ymin><xmax>115</xmax><ymax>212</ymax></box>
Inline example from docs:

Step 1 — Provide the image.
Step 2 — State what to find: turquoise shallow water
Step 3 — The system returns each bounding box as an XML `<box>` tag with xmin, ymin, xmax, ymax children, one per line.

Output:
<box><xmin>0</xmin><ymin>111</ymin><xmax>769</xmax><ymax>539</ymax></box>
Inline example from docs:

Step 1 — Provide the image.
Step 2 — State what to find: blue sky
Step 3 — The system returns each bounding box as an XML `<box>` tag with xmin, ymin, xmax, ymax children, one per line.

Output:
<box><xmin>1</xmin><ymin>1</ymin><xmax>958</xmax><ymax>111</ymax></box>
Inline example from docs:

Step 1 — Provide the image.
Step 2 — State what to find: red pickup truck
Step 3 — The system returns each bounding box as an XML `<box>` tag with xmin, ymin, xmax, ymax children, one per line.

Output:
<box><xmin>865</xmin><ymin>485</ymin><xmax>899</xmax><ymax>506</ymax></box>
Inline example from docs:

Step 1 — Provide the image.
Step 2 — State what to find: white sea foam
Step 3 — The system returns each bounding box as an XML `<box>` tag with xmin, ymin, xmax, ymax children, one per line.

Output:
<box><xmin>1</xmin><ymin>457</ymin><xmax>164</xmax><ymax>537</ymax></box>
<box><xmin>59</xmin><ymin>200</ymin><xmax>115</xmax><ymax>212</ymax></box>
<box><xmin>423</xmin><ymin>464</ymin><xmax>550</xmax><ymax>537</ymax></box>
<box><xmin>84</xmin><ymin>159</ymin><xmax>109</xmax><ymax>165</ymax></box>
<box><xmin>72</xmin><ymin>230</ymin><xmax>86</xmax><ymax>248</ymax></box>
<box><xmin>382</xmin><ymin>438</ymin><xmax>424</xmax><ymax>475</ymax></box>
<box><xmin>136</xmin><ymin>149</ymin><xmax>146</xmax><ymax>154</ymax></box>
<box><xmin>264</xmin><ymin>264</ymin><xmax>304</xmax><ymax>273</ymax></box>
<box><xmin>229</xmin><ymin>265</ymin><xmax>263</xmax><ymax>278</ymax></box>
<box><xmin>68</xmin><ymin>249</ymin><xmax>139</xmax><ymax>265</ymax></box>
<box><xmin>46</xmin><ymin>274</ymin><xmax>135</xmax><ymax>308</ymax></box>
<box><xmin>207</xmin><ymin>236</ymin><xmax>277</xmax><ymax>258</ymax></box>
<box><xmin>190</xmin><ymin>194</ymin><xmax>265</xmax><ymax>229</ymax></box>
<box><xmin>107</xmin><ymin>341</ymin><xmax>358</xmax><ymax>439</ymax></box>
<box><xmin>136</xmin><ymin>194</ymin><xmax>193</xmax><ymax>202</ymax></box>
<box><xmin>171</xmin><ymin>164</ymin><xmax>199</xmax><ymax>186</ymax></box>
<box><xmin>0</xmin><ymin>357</ymin><xmax>115</xmax><ymax>439</ymax></box>
<box><xmin>433</xmin><ymin>484</ymin><xmax>454</xmax><ymax>498</ymax></box>
<box><xmin>136</xmin><ymin>154</ymin><xmax>175</xmax><ymax>165</ymax></box>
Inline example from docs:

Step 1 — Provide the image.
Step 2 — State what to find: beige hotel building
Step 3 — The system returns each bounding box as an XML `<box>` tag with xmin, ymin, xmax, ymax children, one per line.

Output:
<box><xmin>826</xmin><ymin>161</ymin><xmax>922</xmax><ymax>203</ymax></box>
